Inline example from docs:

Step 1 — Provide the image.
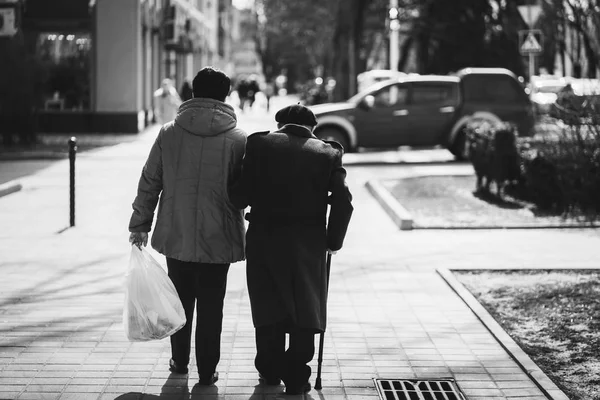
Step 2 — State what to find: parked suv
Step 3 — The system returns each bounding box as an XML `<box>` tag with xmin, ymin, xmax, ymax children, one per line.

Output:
<box><xmin>310</xmin><ymin>67</ymin><xmax>535</xmax><ymax>159</ymax></box>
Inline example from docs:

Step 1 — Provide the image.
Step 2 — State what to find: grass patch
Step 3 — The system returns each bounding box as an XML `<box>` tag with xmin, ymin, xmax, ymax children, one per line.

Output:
<box><xmin>385</xmin><ymin>175</ymin><xmax>599</xmax><ymax>228</ymax></box>
<box><xmin>454</xmin><ymin>269</ymin><xmax>600</xmax><ymax>400</ymax></box>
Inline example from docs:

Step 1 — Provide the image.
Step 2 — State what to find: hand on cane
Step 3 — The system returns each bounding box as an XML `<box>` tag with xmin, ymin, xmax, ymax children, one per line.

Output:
<box><xmin>327</xmin><ymin>249</ymin><xmax>337</xmax><ymax>255</ymax></box>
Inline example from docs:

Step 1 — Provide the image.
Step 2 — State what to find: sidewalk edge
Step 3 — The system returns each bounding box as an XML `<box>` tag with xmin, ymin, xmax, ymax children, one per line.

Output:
<box><xmin>436</xmin><ymin>267</ymin><xmax>570</xmax><ymax>400</ymax></box>
<box><xmin>365</xmin><ymin>180</ymin><xmax>413</xmax><ymax>230</ymax></box>
<box><xmin>0</xmin><ymin>181</ymin><xmax>23</xmax><ymax>198</ymax></box>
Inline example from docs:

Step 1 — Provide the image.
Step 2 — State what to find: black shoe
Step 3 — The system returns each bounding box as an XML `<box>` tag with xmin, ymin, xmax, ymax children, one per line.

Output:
<box><xmin>198</xmin><ymin>372</ymin><xmax>219</xmax><ymax>386</ymax></box>
<box><xmin>169</xmin><ymin>358</ymin><xmax>188</xmax><ymax>374</ymax></box>
<box><xmin>259</xmin><ymin>373</ymin><xmax>281</xmax><ymax>386</ymax></box>
<box><xmin>285</xmin><ymin>382</ymin><xmax>311</xmax><ymax>395</ymax></box>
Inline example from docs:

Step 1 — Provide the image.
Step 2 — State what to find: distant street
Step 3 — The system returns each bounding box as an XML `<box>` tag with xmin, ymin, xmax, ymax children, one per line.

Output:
<box><xmin>0</xmin><ymin>93</ymin><xmax>459</xmax><ymax>188</ymax></box>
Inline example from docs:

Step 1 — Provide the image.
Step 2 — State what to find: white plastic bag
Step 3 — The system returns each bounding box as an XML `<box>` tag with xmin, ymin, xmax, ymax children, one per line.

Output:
<box><xmin>123</xmin><ymin>246</ymin><xmax>186</xmax><ymax>341</ymax></box>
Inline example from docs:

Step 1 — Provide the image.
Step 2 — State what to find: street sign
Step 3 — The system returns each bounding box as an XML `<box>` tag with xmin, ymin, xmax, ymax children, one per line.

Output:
<box><xmin>518</xmin><ymin>5</ymin><xmax>542</xmax><ymax>27</ymax></box>
<box><xmin>519</xmin><ymin>29</ymin><xmax>543</xmax><ymax>55</ymax></box>
<box><xmin>0</xmin><ymin>7</ymin><xmax>17</xmax><ymax>37</ymax></box>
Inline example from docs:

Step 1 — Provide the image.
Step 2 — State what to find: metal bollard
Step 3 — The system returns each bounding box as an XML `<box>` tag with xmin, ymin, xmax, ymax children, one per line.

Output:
<box><xmin>68</xmin><ymin>137</ymin><xmax>77</xmax><ymax>227</ymax></box>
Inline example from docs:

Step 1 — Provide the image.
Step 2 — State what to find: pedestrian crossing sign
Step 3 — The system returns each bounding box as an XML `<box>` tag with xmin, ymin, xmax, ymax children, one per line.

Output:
<box><xmin>519</xmin><ymin>30</ymin><xmax>543</xmax><ymax>55</ymax></box>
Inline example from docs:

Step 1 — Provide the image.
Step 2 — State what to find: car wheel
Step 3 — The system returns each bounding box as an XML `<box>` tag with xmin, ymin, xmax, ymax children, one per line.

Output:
<box><xmin>316</xmin><ymin>128</ymin><xmax>351</xmax><ymax>153</ymax></box>
<box><xmin>449</xmin><ymin>129</ymin><xmax>468</xmax><ymax>161</ymax></box>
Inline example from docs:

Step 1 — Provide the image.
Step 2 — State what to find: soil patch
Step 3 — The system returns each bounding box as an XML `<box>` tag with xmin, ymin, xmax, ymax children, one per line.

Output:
<box><xmin>385</xmin><ymin>175</ymin><xmax>599</xmax><ymax>228</ymax></box>
<box><xmin>454</xmin><ymin>269</ymin><xmax>600</xmax><ymax>400</ymax></box>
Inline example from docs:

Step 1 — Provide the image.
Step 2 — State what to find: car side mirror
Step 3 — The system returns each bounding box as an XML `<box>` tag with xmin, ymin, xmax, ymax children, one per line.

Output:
<box><xmin>360</xmin><ymin>95</ymin><xmax>375</xmax><ymax>110</ymax></box>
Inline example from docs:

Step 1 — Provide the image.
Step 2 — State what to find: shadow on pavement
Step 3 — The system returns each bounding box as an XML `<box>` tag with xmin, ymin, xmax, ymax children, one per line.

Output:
<box><xmin>115</xmin><ymin>373</ymin><xmax>194</xmax><ymax>399</ymax></box>
<box><xmin>472</xmin><ymin>189</ymin><xmax>526</xmax><ymax>210</ymax></box>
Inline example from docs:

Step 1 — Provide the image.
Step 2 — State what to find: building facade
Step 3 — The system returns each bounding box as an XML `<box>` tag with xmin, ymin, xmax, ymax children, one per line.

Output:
<box><xmin>11</xmin><ymin>0</ymin><xmax>232</xmax><ymax>133</ymax></box>
<box><xmin>230</xmin><ymin>7</ymin><xmax>262</xmax><ymax>82</ymax></box>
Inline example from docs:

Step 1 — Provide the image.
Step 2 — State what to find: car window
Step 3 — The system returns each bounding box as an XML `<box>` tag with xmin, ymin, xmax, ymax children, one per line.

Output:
<box><xmin>536</xmin><ymin>85</ymin><xmax>564</xmax><ymax>94</ymax></box>
<box><xmin>463</xmin><ymin>75</ymin><xmax>523</xmax><ymax>103</ymax></box>
<box><xmin>373</xmin><ymin>84</ymin><xmax>408</xmax><ymax>107</ymax></box>
<box><xmin>411</xmin><ymin>83</ymin><xmax>454</xmax><ymax>105</ymax></box>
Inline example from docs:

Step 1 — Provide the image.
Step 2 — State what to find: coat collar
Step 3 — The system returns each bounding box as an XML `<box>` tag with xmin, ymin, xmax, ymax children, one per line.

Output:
<box><xmin>278</xmin><ymin>124</ymin><xmax>317</xmax><ymax>139</ymax></box>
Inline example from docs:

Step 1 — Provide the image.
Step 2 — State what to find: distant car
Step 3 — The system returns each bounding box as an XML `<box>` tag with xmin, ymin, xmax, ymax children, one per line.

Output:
<box><xmin>311</xmin><ymin>67</ymin><xmax>535</xmax><ymax>159</ymax></box>
<box><xmin>357</xmin><ymin>69</ymin><xmax>407</xmax><ymax>93</ymax></box>
<box><xmin>529</xmin><ymin>76</ymin><xmax>569</xmax><ymax>114</ymax></box>
<box><xmin>549</xmin><ymin>78</ymin><xmax>600</xmax><ymax>124</ymax></box>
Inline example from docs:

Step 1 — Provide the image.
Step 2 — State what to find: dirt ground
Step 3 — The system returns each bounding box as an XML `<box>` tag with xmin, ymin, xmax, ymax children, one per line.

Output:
<box><xmin>455</xmin><ymin>269</ymin><xmax>600</xmax><ymax>400</ymax></box>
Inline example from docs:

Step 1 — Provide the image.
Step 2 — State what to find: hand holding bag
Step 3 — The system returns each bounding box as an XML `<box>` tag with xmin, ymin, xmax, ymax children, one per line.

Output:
<box><xmin>123</xmin><ymin>246</ymin><xmax>186</xmax><ymax>341</ymax></box>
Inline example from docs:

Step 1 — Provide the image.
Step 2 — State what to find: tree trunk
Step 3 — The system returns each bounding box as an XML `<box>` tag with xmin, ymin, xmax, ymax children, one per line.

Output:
<box><xmin>331</xmin><ymin>0</ymin><xmax>370</xmax><ymax>100</ymax></box>
<box><xmin>398</xmin><ymin>35</ymin><xmax>414</xmax><ymax>72</ymax></box>
<box><xmin>582</xmin><ymin>32</ymin><xmax>598</xmax><ymax>78</ymax></box>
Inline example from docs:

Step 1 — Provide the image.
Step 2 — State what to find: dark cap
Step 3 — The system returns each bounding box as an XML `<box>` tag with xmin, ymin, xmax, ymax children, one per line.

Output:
<box><xmin>275</xmin><ymin>104</ymin><xmax>318</xmax><ymax>127</ymax></box>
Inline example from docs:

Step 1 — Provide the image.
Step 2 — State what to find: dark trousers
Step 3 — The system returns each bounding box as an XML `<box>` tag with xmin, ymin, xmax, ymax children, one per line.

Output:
<box><xmin>255</xmin><ymin>320</ymin><xmax>315</xmax><ymax>389</ymax></box>
<box><xmin>166</xmin><ymin>258</ymin><xmax>230</xmax><ymax>377</ymax></box>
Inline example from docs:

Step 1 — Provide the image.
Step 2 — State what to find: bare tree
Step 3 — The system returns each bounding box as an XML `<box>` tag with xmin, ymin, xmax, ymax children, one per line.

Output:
<box><xmin>564</xmin><ymin>0</ymin><xmax>598</xmax><ymax>77</ymax></box>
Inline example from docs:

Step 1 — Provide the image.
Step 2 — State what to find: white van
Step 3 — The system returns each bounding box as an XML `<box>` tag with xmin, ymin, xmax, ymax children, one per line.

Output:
<box><xmin>357</xmin><ymin>69</ymin><xmax>406</xmax><ymax>92</ymax></box>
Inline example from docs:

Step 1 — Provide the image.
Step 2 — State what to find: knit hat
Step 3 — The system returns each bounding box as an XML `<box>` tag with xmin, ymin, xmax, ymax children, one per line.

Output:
<box><xmin>275</xmin><ymin>103</ymin><xmax>318</xmax><ymax>127</ymax></box>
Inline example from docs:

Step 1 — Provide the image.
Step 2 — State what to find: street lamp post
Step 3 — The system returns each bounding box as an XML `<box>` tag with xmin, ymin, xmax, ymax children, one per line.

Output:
<box><xmin>389</xmin><ymin>0</ymin><xmax>400</xmax><ymax>72</ymax></box>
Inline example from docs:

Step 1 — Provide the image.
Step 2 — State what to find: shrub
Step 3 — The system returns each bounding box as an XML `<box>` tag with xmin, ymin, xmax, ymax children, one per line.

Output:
<box><xmin>465</xmin><ymin>121</ymin><xmax>521</xmax><ymax>197</ymax></box>
<box><xmin>467</xmin><ymin>117</ymin><xmax>600</xmax><ymax>220</ymax></box>
<box><xmin>519</xmin><ymin>118</ymin><xmax>600</xmax><ymax>217</ymax></box>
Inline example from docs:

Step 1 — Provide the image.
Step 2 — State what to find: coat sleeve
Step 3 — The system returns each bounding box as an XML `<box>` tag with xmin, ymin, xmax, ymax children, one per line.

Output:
<box><xmin>229</xmin><ymin>132</ymin><xmax>266</xmax><ymax>209</ymax></box>
<box><xmin>227</xmin><ymin>133</ymin><xmax>247</xmax><ymax>206</ymax></box>
<box><xmin>326</xmin><ymin>148</ymin><xmax>353</xmax><ymax>251</ymax></box>
<box><xmin>129</xmin><ymin>130</ymin><xmax>164</xmax><ymax>232</ymax></box>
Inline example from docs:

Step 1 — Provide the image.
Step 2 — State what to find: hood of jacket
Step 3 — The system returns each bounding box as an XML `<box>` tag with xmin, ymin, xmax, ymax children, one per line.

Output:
<box><xmin>174</xmin><ymin>98</ymin><xmax>238</xmax><ymax>137</ymax></box>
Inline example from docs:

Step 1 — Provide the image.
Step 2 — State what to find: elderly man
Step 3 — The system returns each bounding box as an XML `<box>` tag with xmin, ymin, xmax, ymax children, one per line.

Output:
<box><xmin>230</xmin><ymin>104</ymin><xmax>353</xmax><ymax>394</ymax></box>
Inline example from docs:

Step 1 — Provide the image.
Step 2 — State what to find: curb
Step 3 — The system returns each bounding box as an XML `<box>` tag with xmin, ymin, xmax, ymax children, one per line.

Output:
<box><xmin>436</xmin><ymin>267</ymin><xmax>570</xmax><ymax>400</ymax></box>
<box><xmin>365</xmin><ymin>180</ymin><xmax>413</xmax><ymax>230</ymax></box>
<box><xmin>0</xmin><ymin>180</ymin><xmax>23</xmax><ymax>198</ymax></box>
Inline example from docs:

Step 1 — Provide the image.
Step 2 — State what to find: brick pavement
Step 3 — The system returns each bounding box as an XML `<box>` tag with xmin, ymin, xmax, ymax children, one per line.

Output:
<box><xmin>1</xmin><ymin>106</ymin><xmax>600</xmax><ymax>400</ymax></box>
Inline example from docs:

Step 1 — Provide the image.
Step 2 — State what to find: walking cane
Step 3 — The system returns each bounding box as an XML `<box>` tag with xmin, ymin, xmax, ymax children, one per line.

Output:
<box><xmin>315</xmin><ymin>251</ymin><xmax>332</xmax><ymax>390</ymax></box>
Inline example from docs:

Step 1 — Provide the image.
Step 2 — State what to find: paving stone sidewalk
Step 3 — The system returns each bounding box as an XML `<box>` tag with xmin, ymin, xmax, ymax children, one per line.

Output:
<box><xmin>1</xmin><ymin>112</ymin><xmax>600</xmax><ymax>400</ymax></box>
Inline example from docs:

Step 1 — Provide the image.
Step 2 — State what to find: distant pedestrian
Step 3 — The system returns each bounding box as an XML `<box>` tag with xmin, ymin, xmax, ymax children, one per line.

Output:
<box><xmin>229</xmin><ymin>104</ymin><xmax>353</xmax><ymax>394</ymax></box>
<box><xmin>153</xmin><ymin>78</ymin><xmax>182</xmax><ymax>124</ymax></box>
<box><xmin>179</xmin><ymin>79</ymin><xmax>193</xmax><ymax>102</ymax></box>
<box><xmin>129</xmin><ymin>67</ymin><xmax>247</xmax><ymax>386</ymax></box>
<box><xmin>246</xmin><ymin>76</ymin><xmax>260</xmax><ymax>109</ymax></box>
<box><xmin>237</xmin><ymin>78</ymin><xmax>250</xmax><ymax>112</ymax></box>
<box><xmin>264</xmin><ymin>81</ymin><xmax>275</xmax><ymax>112</ymax></box>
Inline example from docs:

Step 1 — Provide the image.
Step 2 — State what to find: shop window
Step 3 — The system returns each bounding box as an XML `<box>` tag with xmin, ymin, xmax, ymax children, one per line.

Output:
<box><xmin>36</xmin><ymin>32</ymin><xmax>92</xmax><ymax>110</ymax></box>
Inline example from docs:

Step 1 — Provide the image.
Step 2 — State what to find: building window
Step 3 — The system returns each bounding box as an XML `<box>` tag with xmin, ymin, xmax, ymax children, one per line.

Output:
<box><xmin>36</xmin><ymin>33</ymin><xmax>92</xmax><ymax>110</ymax></box>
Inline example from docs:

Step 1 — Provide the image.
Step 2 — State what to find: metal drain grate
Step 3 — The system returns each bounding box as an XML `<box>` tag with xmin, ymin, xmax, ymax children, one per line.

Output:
<box><xmin>374</xmin><ymin>378</ymin><xmax>467</xmax><ymax>400</ymax></box>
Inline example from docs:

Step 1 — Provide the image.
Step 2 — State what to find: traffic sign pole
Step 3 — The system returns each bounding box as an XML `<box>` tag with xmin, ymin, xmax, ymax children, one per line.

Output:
<box><xmin>518</xmin><ymin>1</ymin><xmax>542</xmax><ymax>81</ymax></box>
<box><xmin>529</xmin><ymin>53</ymin><xmax>534</xmax><ymax>82</ymax></box>
<box><xmin>528</xmin><ymin>5</ymin><xmax>534</xmax><ymax>80</ymax></box>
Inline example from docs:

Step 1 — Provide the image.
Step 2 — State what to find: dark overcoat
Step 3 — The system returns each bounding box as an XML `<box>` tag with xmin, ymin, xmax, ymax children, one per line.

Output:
<box><xmin>230</xmin><ymin>124</ymin><xmax>353</xmax><ymax>333</ymax></box>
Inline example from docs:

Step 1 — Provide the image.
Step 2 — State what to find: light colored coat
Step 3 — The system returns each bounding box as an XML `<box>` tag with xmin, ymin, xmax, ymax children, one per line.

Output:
<box><xmin>129</xmin><ymin>98</ymin><xmax>247</xmax><ymax>263</ymax></box>
<box><xmin>153</xmin><ymin>86</ymin><xmax>181</xmax><ymax>124</ymax></box>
